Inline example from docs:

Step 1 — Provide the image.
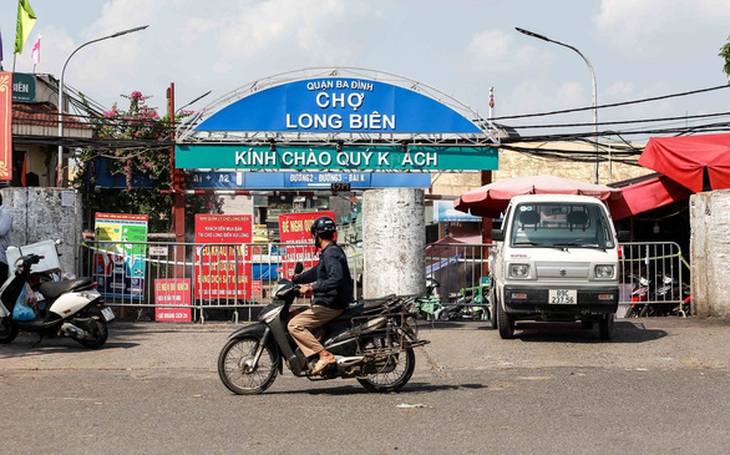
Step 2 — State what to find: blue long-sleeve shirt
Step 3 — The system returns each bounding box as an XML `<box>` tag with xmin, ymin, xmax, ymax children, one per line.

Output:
<box><xmin>292</xmin><ymin>242</ymin><xmax>353</xmax><ymax>309</ymax></box>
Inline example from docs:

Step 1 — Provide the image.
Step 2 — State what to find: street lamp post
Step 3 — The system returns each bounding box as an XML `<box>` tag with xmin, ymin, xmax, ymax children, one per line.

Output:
<box><xmin>515</xmin><ymin>27</ymin><xmax>599</xmax><ymax>184</ymax></box>
<box><xmin>57</xmin><ymin>25</ymin><xmax>149</xmax><ymax>187</ymax></box>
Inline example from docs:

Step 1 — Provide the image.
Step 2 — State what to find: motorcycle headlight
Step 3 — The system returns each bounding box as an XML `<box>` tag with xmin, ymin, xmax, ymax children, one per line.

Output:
<box><xmin>594</xmin><ymin>265</ymin><xmax>615</xmax><ymax>279</ymax></box>
<box><xmin>509</xmin><ymin>263</ymin><xmax>531</xmax><ymax>279</ymax></box>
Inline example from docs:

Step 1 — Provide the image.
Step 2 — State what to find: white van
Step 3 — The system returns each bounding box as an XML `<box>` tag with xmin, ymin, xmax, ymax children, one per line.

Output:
<box><xmin>489</xmin><ymin>194</ymin><xmax>626</xmax><ymax>340</ymax></box>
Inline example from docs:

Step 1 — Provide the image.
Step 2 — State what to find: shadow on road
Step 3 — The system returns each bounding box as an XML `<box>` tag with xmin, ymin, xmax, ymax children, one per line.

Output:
<box><xmin>0</xmin><ymin>332</ymin><xmax>139</xmax><ymax>355</ymax></box>
<box><xmin>512</xmin><ymin>321</ymin><xmax>667</xmax><ymax>343</ymax></box>
<box><xmin>415</xmin><ymin>319</ymin><xmax>668</xmax><ymax>343</ymax></box>
<box><xmin>259</xmin><ymin>380</ymin><xmax>460</xmax><ymax>396</ymax></box>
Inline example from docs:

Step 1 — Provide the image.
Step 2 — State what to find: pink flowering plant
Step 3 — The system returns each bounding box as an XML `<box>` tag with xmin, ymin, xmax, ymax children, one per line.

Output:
<box><xmin>75</xmin><ymin>91</ymin><xmax>221</xmax><ymax>233</ymax></box>
<box><xmin>92</xmin><ymin>91</ymin><xmax>170</xmax><ymax>189</ymax></box>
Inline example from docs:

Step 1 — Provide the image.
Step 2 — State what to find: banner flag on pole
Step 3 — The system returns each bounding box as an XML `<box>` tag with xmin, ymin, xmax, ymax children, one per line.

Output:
<box><xmin>0</xmin><ymin>29</ymin><xmax>5</xmax><ymax>67</ymax></box>
<box><xmin>31</xmin><ymin>34</ymin><xmax>41</xmax><ymax>65</ymax></box>
<box><xmin>0</xmin><ymin>72</ymin><xmax>12</xmax><ymax>181</ymax></box>
<box><xmin>14</xmin><ymin>0</ymin><xmax>37</xmax><ymax>55</ymax></box>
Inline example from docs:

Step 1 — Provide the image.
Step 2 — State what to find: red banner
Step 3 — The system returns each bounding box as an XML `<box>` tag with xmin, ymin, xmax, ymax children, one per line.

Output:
<box><xmin>194</xmin><ymin>214</ymin><xmax>253</xmax><ymax>300</ymax></box>
<box><xmin>0</xmin><ymin>72</ymin><xmax>12</xmax><ymax>181</ymax></box>
<box><xmin>154</xmin><ymin>278</ymin><xmax>192</xmax><ymax>322</ymax></box>
<box><xmin>278</xmin><ymin>211</ymin><xmax>335</xmax><ymax>280</ymax></box>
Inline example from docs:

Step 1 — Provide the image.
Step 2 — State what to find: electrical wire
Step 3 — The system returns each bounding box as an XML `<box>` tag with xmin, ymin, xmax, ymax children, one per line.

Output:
<box><xmin>491</xmin><ymin>84</ymin><xmax>730</xmax><ymax>121</ymax></box>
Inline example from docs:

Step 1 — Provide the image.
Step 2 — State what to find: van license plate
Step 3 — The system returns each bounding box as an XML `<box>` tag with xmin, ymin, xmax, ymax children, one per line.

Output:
<box><xmin>549</xmin><ymin>289</ymin><xmax>577</xmax><ymax>305</ymax></box>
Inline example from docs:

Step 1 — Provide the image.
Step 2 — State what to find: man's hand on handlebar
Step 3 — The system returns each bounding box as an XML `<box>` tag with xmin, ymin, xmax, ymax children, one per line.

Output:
<box><xmin>299</xmin><ymin>284</ymin><xmax>313</xmax><ymax>297</ymax></box>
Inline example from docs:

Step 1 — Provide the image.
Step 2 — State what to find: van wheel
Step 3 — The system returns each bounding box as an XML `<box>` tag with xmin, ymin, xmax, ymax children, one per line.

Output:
<box><xmin>497</xmin><ymin>302</ymin><xmax>514</xmax><ymax>339</ymax></box>
<box><xmin>489</xmin><ymin>288</ymin><xmax>498</xmax><ymax>330</ymax></box>
<box><xmin>598</xmin><ymin>313</ymin><xmax>614</xmax><ymax>340</ymax></box>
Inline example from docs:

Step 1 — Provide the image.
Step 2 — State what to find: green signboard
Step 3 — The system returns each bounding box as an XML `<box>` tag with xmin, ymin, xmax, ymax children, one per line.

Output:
<box><xmin>175</xmin><ymin>144</ymin><xmax>498</xmax><ymax>171</ymax></box>
<box><xmin>12</xmin><ymin>73</ymin><xmax>36</xmax><ymax>102</ymax></box>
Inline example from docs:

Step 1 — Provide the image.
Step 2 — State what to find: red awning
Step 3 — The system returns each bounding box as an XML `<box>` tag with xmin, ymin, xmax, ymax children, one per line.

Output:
<box><xmin>454</xmin><ymin>174</ymin><xmax>618</xmax><ymax>218</ymax></box>
<box><xmin>638</xmin><ymin>134</ymin><xmax>730</xmax><ymax>192</ymax></box>
<box><xmin>608</xmin><ymin>173</ymin><xmax>693</xmax><ymax>220</ymax></box>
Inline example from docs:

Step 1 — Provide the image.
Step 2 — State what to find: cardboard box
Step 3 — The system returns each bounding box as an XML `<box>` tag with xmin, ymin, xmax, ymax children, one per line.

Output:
<box><xmin>6</xmin><ymin>240</ymin><xmax>62</xmax><ymax>274</ymax></box>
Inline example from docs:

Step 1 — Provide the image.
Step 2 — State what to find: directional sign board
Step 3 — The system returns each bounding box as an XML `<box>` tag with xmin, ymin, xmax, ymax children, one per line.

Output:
<box><xmin>189</xmin><ymin>171</ymin><xmax>432</xmax><ymax>189</ymax></box>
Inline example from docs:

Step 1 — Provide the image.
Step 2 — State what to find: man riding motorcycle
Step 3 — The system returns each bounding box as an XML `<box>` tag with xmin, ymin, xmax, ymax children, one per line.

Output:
<box><xmin>289</xmin><ymin>216</ymin><xmax>354</xmax><ymax>375</ymax></box>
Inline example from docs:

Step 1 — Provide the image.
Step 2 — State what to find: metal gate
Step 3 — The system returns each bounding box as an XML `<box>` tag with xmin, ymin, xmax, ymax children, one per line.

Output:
<box><xmin>618</xmin><ymin>241</ymin><xmax>690</xmax><ymax>317</ymax></box>
<box><xmin>80</xmin><ymin>240</ymin><xmax>363</xmax><ymax>322</ymax></box>
<box><xmin>79</xmin><ymin>239</ymin><xmax>689</xmax><ymax>321</ymax></box>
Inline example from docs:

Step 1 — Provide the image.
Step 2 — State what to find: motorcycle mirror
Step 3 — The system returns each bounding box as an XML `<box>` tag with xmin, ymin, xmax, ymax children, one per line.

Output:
<box><xmin>294</xmin><ymin>262</ymin><xmax>304</xmax><ymax>274</ymax></box>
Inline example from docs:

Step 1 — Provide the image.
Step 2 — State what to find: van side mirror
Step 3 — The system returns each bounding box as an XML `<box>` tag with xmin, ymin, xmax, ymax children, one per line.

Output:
<box><xmin>491</xmin><ymin>229</ymin><xmax>504</xmax><ymax>242</ymax></box>
<box><xmin>617</xmin><ymin>230</ymin><xmax>630</xmax><ymax>242</ymax></box>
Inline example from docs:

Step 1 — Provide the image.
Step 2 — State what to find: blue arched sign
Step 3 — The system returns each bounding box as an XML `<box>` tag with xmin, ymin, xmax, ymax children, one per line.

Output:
<box><xmin>176</xmin><ymin>73</ymin><xmax>498</xmax><ymax>174</ymax></box>
<box><xmin>195</xmin><ymin>78</ymin><xmax>482</xmax><ymax>134</ymax></box>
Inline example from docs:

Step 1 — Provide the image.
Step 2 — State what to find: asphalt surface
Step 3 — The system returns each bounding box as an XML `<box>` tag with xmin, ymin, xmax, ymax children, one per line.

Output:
<box><xmin>1</xmin><ymin>317</ymin><xmax>729</xmax><ymax>454</ymax></box>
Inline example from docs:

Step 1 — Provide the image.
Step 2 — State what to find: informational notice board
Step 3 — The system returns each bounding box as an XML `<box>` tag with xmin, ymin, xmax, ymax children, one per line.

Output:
<box><xmin>93</xmin><ymin>213</ymin><xmax>148</xmax><ymax>299</ymax></box>
<box><xmin>194</xmin><ymin>214</ymin><xmax>253</xmax><ymax>300</ymax></box>
<box><xmin>154</xmin><ymin>278</ymin><xmax>192</xmax><ymax>322</ymax></box>
<box><xmin>278</xmin><ymin>211</ymin><xmax>335</xmax><ymax>280</ymax></box>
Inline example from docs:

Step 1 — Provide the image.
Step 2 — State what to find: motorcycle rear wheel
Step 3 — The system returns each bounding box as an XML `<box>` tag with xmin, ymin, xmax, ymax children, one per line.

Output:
<box><xmin>357</xmin><ymin>345</ymin><xmax>415</xmax><ymax>393</ymax></box>
<box><xmin>218</xmin><ymin>336</ymin><xmax>278</xmax><ymax>395</ymax></box>
<box><xmin>0</xmin><ymin>317</ymin><xmax>18</xmax><ymax>344</ymax></box>
<box><xmin>76</xmin><ymin>313</ymin><xmax>109</xmax><ymax>349</ymax></box>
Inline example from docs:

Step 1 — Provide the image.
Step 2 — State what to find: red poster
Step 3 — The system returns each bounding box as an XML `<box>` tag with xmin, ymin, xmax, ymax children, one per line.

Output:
<box><xmin>278</xmin><ymin>211</ymin><xmax>335</xmax><ymax>280</ymax></box>
<box><xmin>154</xmin><ymin>278</ymin><xmax>192</xmax><ymax>322</ymax></box>
<box><xmin>194</xmin><ymin>215</ymin><xmax>253</xmax><ymax>299</ymax></box>
<box><xmin>0</xmin><ymin>73</ymin><xmax>12</xmax><ymax>181</ymax></box>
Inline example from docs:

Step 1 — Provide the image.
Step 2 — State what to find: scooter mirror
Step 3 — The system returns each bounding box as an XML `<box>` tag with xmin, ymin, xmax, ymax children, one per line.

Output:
<box><xmin>294</xmin><ymin>262</ymin><xmax>304</xmax><ymax>274</ymax></box>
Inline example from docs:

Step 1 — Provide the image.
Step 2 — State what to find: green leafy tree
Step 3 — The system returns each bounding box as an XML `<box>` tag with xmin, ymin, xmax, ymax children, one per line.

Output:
<box><xmin>720</xmin><ymin>36</ymin><xmax>730</xmax><ymax>78</ymax></box>
<box><xmin>74</xmin><ymin>91</ymin><xmax>221</xmax><ymax>234</ymax></box>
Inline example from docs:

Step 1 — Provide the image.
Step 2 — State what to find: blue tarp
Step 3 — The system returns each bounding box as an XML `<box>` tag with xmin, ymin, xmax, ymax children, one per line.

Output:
<box><xmin>252</xmin><ymin>264</ymin><xmax>278</xmax><ymax>280</ymax></box>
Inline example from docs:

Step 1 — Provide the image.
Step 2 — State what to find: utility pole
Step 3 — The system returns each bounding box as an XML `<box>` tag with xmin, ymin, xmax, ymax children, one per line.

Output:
<box><xmin>167</xmin><ymin>82</ymin><xmax>185</xmax><ymax>243</ymax></box>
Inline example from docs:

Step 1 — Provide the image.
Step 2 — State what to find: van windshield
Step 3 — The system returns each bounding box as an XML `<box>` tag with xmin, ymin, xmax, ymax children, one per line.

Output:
<box><xmin>509</xmin><ymin>202</ymin><xmax>615</xmax><ymax>249</ymax></box>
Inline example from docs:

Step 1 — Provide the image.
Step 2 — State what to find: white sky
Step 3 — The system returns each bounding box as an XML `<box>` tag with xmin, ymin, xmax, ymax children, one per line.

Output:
<box><xmin>3</xmin><ymin>0</ymin><xmax>730</xmax><ymax>141</ymax></box>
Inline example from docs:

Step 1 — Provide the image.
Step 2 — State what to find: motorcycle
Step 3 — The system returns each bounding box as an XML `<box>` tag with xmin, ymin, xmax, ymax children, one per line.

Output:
<box><xmin>0</xmin><ymin>254</ymin><xmax>115</xmax><ymax>348</ymax></box>
<box><xmin>434</xmin><ymin>286</ymin><xmax>490</xmax><ymax>321</ymax></box>
<box><xmin>217</xmin><ymin>272</ymin><xmax>428</xmax><ymax>395</ymax></box>
<box><xmin>412</xmin><ymin>276</ymin><xmax>443</xmax><ymax>322</ymax></box>
<box><xmin>624</xmin><ymin>272</ymin><xmax>690</xmax><ymax>317</ymax></box>
<box><xmin>624</xmin><ymin>273</ymin><xmax>650</xmax><ymax>318</ymax></box>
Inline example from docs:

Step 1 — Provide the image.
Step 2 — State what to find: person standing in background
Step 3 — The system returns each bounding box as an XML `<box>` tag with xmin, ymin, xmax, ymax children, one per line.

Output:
<box><xmin>0</xmin><ymin>193</ymin><xmax>12</xmax><ymax>280</ymax></box>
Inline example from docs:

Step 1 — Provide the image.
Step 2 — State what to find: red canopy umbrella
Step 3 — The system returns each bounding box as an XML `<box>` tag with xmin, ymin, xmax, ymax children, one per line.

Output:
<box><xmin>453</xmin><ymin>174</ymin><xmax>619</xmax><ymax>218</ymax></box>
<box><xmin>638</xmin><ymin>133</ymin><xmax>730</xmax><ymax>192</ymax></box>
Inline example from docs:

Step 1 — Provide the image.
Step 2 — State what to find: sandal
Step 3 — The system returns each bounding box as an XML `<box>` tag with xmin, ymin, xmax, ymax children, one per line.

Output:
<box><xmin>311</xmin><ymin>356</ymin><xmax>337</xmax><ymax>375</ymax></box>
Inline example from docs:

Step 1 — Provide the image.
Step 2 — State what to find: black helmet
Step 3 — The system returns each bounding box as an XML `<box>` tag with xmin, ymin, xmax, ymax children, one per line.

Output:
<box><xmin>310</xmin><ymin>216</ymin><xmax>337</xmax><ymax>238</ymax></box>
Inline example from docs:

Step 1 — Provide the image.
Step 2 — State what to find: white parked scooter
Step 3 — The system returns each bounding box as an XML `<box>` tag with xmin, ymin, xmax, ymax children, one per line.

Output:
<box><xmin>0</xmin><ymin>254</ymin><xmax>114</xmax><ymax>348</ymax></box>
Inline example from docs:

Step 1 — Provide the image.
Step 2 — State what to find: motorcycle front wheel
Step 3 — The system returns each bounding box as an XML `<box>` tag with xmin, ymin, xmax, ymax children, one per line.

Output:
<box><xmin>218</xmin><ymin>336</ymin><xmax>278</xmax><ymax>395</ymax></box>
<box><xmin>0</xmin><ymin>317</ymin><xmax>18</xmax><ymax>344</ymax></box>
<box><xmin>357</xmin><ymin>342</ymin><xmax>415</xmax><ymax>393</ymax></box>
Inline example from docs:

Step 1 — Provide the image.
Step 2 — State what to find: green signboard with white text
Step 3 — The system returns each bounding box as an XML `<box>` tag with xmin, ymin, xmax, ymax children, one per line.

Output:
<box><xmin>176</xmin><ymin>144</ymin><xmax>497</xmax><ymax>171</ymax></box>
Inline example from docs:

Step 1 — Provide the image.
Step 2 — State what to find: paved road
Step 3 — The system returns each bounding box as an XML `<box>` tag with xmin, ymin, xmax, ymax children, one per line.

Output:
<box><xmin>1</xmin><ymin>317</ymin><xmax>729</xmax><ymax>454</ymax></box>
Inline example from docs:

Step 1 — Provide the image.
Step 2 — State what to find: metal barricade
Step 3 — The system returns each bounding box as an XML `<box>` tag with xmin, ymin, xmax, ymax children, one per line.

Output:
<box><xmin>79</xmin><ymin>239</ymin><xmax>689</xmax><ymax>321</ymax></box>
<box><xmin>424</xmin><ymin>242</ymin><xmax>492</xmax><ymax>320</ymax></box>
<box><xmin>618</xmin><ymin>241</ymin><xmax>690</xmax><ymax>317</ymax></box>
<box><xmin>421</xmin><ymin>240</ymin><xmax>690</xmax><ymax>319</ymax></box>
<box><xmin>80</xmin><ymin>240</ymin><xmax>363</xmax><ymax>323</ymax></box>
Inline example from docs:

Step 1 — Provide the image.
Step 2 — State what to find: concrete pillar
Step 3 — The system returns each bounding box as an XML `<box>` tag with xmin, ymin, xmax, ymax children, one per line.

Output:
<box><xmin>3</xmin><ymin>187</ymin><xmax>83</xmax><ymax>276</ymax></box>
<box><xmin>361</xmin><ymin>188</ymin><xmax>425</xmax><ymax>299</ymax></box>
<box><xmin>690</xmin><ymin>191</ymin><xmax>730</xmax><ymax>319</ymax></box>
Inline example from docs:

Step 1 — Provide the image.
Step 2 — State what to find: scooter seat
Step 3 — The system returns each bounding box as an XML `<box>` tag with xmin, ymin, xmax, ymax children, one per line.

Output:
<box><xmin>358</xmin><ymin>294</ymin><xmax>398</xmax><ymax>311</ymax></box>
<box><xmin>39</xmin><ymin>278</ymin><xmax>94</xmax><ymax>299</ymax></box>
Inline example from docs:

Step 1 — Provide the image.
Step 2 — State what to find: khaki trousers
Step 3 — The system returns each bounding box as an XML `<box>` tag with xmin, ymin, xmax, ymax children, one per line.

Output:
<box><xmin>287</xmin><ymin>305</ymin><xmax>344</xmax><ymax>358</ymax></box>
